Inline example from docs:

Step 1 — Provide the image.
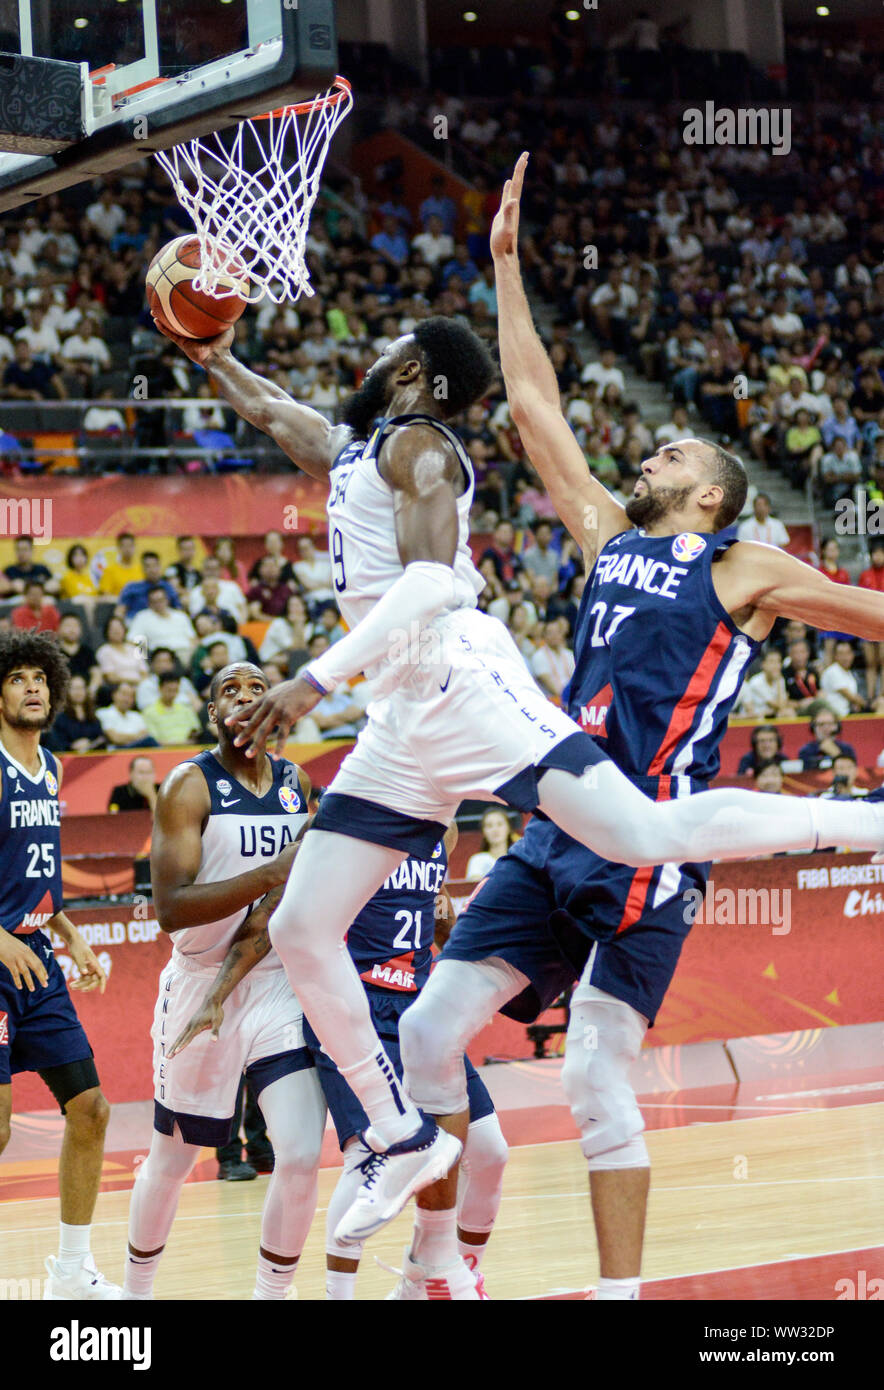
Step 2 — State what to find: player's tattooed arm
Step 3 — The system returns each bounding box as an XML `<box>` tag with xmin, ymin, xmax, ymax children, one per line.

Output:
<box><xmin>491</xmin><ymin>152</ymin><xmax>630</xmax><ymax>565</ymax></box>
<box><xmin>149</xmin><ymin>321</ymin><xmax>350</xmax><ymax>479</ymax></box>
<box><xmin>165</xmin><ymin>894</ymin><xmax>278</xmax><ymax>1057</ymax></box>
<box><xmin>165</xmin><ymin>842</ymin><xmax>301</xmax><ymax>1058</ymax></box>
<box><xmin>151</xmin><ymin>765</ymin><xmax>297</xmax><ymax>932</ymax></box>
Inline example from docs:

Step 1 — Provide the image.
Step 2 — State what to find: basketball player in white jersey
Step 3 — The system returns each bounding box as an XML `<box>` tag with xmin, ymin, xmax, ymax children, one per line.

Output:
<box><xmin>154</xmin><ymin>312</ymin><xmax>884</xmax><ymax>1246</ymax></box>
<box><xmin>122</xmin><ymin>663</ymin><xmax>326</xmax><ymax>1301</ymax></box>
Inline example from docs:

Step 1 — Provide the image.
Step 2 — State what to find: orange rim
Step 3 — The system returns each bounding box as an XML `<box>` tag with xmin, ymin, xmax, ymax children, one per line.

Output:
<box><xmin>253</xmin><ymin>74</ymin><xmax>351</xmax><ymax>121</ymax></box>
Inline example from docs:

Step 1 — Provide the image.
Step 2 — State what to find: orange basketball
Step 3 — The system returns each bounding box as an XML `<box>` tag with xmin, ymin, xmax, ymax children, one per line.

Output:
<box><xmin>146</xmin><ymin>235</ymin><xmax>249</xmax><ymax>339</ymax></box>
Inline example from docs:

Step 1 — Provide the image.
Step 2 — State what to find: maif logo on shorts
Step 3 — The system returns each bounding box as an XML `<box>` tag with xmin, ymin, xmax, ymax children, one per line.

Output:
<box><xmin>671</xmin><ymin>532</ymin><xmax>707</xmax><ymax>562</ymax></box>
<box><xmin>0</xmin><ymin>1012</ymin><xmax>9</xmax><ymax>1046</ymax></box>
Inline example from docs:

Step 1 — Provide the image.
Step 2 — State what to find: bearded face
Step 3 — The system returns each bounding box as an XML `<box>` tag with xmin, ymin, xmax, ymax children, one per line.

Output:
<box><xmin>340</xmin><ymin>355</ymin><xmax>400</xmax><ymax>437</ymax></box>
<box><xmin>624</xmin><ymin>480</ymin><xmax>696</xmax><ymax>528</ymax></box>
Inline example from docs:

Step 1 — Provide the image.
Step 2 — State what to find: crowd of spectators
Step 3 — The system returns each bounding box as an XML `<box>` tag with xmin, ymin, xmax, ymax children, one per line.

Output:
<box><xmin>0</xmin><ymin>530</ymin><xmax>375</xmax><ymax>765</ymax></box>
<box><xmin>5</xmin><ymin>38</ymin><xmax>884</xmax><ymax>795</ymax></box>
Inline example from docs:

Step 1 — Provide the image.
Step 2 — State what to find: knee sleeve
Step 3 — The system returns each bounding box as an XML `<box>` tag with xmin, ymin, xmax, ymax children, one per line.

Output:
<box><xmin>561</xmin><ymin>987</ymin><xmax>649</xmax><ymax>1168</ymax></box>
<box><xmin>401</xmin><ymin>957</ymin><xmax>525</xmax><ymax>1115</ymax></box>
<box><xmin>458</xmin><ymin>1113</ymin><xmax>508</xmax><ymax>1235</ymax></box>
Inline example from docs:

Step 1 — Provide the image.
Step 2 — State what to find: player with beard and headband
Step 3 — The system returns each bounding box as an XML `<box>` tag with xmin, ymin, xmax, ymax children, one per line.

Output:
<box><xmin>0</xmin><ymin>631</ymin><xmax>119</xmax><ymax>1299</ymax></box>
<box><xmin>153</xmin><ymin>304</ymin><xmax>884</xmax><ymax>1254</ymax></box>
<box><xmin>122</xmin><ymin>663</ymin><xmax>326</xmax><ymax>1301</ymax></box>
<box><xmin>394</xmin><ymin>153</ymin><xmax>884</xmax><ymax>1301</ymax></box>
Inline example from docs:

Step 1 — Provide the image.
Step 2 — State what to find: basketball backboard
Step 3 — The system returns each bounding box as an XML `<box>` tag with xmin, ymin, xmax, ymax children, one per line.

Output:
<box><xmin>0</xmin><ymin>0</ymin><xmax>340</xmax><ymax>211</ymax></box>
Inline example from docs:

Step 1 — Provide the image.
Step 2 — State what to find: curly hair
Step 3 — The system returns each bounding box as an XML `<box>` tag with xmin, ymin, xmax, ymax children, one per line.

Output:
<box><xmin>412</xmin><ymin>316</ymin><xmax>496</xmax><ymax>420</ymax></box>
<box><xmin>0</xmin><ymin>630</ymin><xmax>70</xmax><ymax>725</ymax></box>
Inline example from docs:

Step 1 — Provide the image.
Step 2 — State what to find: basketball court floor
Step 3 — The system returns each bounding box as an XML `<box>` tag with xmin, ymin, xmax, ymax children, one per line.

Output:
<box><xmin>2</xmin><ymin>1059</ymin><xmax>881</xmax><ymax>1300</ymax></box>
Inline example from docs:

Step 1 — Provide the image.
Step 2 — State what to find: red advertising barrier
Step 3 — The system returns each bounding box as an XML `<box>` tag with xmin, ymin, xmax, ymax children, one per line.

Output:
<box><xmin>10</xmin><ymin>852</ymin><xmax>883</xmax><ymax>1110</ymax></box>
<box><xmin>11</xmin><ymin>905</ymin><xmax>171</xmax><ymax>1113</ymax></box>
<box><xmin>0</xmin><ymin>473</ymin><xmax>329</xmax><ymax>537</ymax></box>
<box><xmin>450</xmin><ymin>851</ymin><xmax>884</xmax><ymax>1060</ymax></box>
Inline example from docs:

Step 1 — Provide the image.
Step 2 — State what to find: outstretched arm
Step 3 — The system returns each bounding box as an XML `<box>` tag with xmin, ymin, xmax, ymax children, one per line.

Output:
<box><xmin>719</xmin><ymin>541</ymin><xmax>884</xmax><ymax>638</ymax></box>
<box><xmin>227</xmin><ymin>425</ymin><xmax>464</xmax><ymax>755</ymax></box>
<box><xmin>153</xmin><ymin>323</ymin><xmax>351</xmax><ymax>479</ymax></box>
<box><xmin>492</xmin><ymin>153</ymin><xmax>631</xmax><ymax>564</ymax></box>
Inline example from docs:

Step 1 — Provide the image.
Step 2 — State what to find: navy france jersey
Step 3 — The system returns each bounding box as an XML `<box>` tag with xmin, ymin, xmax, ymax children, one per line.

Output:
<box><xmin>509</xmin><ymin>528</ymin><xmax>759</xmax><ymax>945</ymax></box>
<box><xmin>172</xmin><ymin>750</ymin><xmax>308</xmax><ymax>971</ymax></box>
<box><xmin>347</xmin><ymin>840</ymin><xmax>448</xmax><ymax>993</ymax></box>
<box><xmin>0</xmin><ymin>740</ymin><xmax>63</xmax><ymax>937</ymax></box>
<box><xmin>567</xmin><ymin>529</ymin><xmax>757</xmax><ymax>790</ymax></box>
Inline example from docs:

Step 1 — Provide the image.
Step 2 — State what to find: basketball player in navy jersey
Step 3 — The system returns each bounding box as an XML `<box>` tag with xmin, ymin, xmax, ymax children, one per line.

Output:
<box><xmin>172</xmin><ymin>819</ymin><xmax>507</xmax><ymax>1299</ymax></box>
<box><xmin>122</xmin><ymin>662</ymin><xmax>326</xmax><ymax>1301</ymax></box>
<box><xmin>154</xmin><ymin>290</ymin><xmax>884</xmax><ymax>1247</ymax></box>
<box><xmin>397</xmin><ymin>154</ymin><xmax>884</xmax><ymax>1299</ymax></box>
<box><xmin>0</xmin><ymin>631</ymin><xmax>119</xmax><ymax>1299</ymax></box>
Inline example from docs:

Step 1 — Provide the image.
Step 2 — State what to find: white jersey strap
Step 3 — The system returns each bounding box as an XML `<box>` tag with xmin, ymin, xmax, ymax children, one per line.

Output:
<box><xmin>375</xmin><ymin>413</ymin><xmax>474</xmax><ymax>492</ymax></box>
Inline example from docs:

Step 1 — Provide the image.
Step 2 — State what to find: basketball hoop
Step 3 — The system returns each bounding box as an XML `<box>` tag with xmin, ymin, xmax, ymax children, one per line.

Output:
<box><xmin>155</xmin><ymin>76</ymin><xmax>353</xmax><ymax>305</ymax></box>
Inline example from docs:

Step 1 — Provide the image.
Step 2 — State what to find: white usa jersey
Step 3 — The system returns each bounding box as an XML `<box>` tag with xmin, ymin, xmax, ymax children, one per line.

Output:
<box><xmin>326</xmin><ymin>414</ymin><xmax>485</xmax><ymax>691</ymax></box>
<box><xmin>170</xmin><ymin>750</ymin><xmax>308</xmax><ymax>971</ymax></box>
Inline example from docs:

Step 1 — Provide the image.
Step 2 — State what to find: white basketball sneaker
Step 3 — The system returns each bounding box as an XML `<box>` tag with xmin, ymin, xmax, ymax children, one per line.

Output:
<box><xmin>333</xmin><ymin>1118</ymin><xmax>462</xmax><ymax>1246</ymax></box>
<box><xmin>43</xmin><ymin>1255</ymin><xmax>122</xmax><ymax>1300</ymax></box>
<box><xmin>383</xmin><ymin>1250</ymin><xmax>484</xmax><ymax>1301</ymax></box>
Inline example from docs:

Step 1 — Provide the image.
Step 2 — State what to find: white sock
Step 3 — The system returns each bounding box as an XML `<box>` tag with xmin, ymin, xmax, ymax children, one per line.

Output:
<box><xmin>124</xmin><ymin>1251</ymin><xmax>163</xmax><ymax>1298</ymax></box>
<box><xmin>57</xmin><ymin>1221</ymin><xmax>90</xmax><ymax>1274</ymax></box>
<box><xmin>458</xmin><ymin>1237</ymin><xmax>488</xmax><ymax>1271</ymax></box>
<box><xmin>253</xmin><ymin>1253</ymin><xmax>297</xmax><ymax>1301</ymax></box>
<box><xmin>411</xmin><ymin>1207</ymin><xmax>459</xmax><ymax>1270</ymax></box>
<box><xmin>595</xmin><ymin>1275</ymin><xmax>640</xmax><ymax>1300</ymax></box>
<box><xmin>326</xmin><ymin>1269</ymin><xmax>358</xmax><ymax>1300</ymax></box>
<box><xmin>340</xmin><ymin>1048</ymin><xmax>421</xmax><ymax>1147</ymax></box>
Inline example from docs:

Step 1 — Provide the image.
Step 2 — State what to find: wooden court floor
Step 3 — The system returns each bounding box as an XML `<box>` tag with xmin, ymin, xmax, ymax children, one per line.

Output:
<box><xmin>1</xmin><ymin>1102</ymin><xmax>881</xmax><ymax>1299</ymax></box>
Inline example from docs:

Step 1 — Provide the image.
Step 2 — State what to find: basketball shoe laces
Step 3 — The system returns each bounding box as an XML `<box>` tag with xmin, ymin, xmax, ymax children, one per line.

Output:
<box><xmin>356</xmin><ymin>1148</ymin><xmax>387</xmax><ymax>1190</ymax></box>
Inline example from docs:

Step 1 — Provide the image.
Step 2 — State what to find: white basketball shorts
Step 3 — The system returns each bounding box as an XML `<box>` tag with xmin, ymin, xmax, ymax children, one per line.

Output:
<box><xmin>327</xmin><ymin>607</ymin><xmax>595</xmax><ymax>823</ymax></box>
<box><xmin>151</xmin><ymin>953</ymin><xmax>314</xmax><ymax>1146</ymax></box>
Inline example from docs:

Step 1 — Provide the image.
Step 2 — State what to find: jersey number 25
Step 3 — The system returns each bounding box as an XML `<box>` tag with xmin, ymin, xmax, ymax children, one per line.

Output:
<box><xmin>26</xmin><ymin>843</ymin><xmax>56</xmax><ymax>877</ymax></box>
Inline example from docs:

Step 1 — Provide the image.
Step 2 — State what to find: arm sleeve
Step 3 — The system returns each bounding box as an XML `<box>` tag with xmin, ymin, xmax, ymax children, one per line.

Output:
<box><xmin>304</xmin><ymin>561</ymin><xmax>458</xmax><ymax>694</ymax></box>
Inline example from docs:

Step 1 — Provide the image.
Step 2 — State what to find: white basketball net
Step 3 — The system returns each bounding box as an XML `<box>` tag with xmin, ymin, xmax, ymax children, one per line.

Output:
<box><xmin>155</xmin><ymin>76</ymin><xmax>353</xmax><ymax>305</ymax></box>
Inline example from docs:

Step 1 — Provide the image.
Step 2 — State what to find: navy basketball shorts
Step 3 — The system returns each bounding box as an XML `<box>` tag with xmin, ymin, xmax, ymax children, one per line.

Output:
<box><xmin>303</xmin><ymin>984</ymin><xmax>495</xmax><ymax>1148</ymax></box>
<box><xmin>441</xmin><ymin>821</ymin><xmax>707</xmax><ymax>1027</ymax></box>
<box><xmin>0</xmin><ymin>932</ymin><xmax>93</xmax><ymax>1086</ymax></box>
